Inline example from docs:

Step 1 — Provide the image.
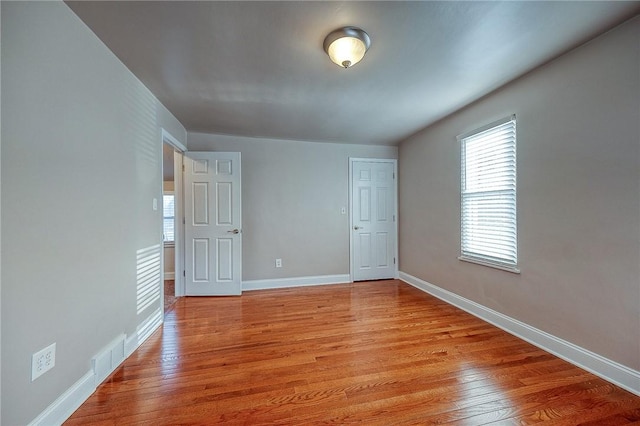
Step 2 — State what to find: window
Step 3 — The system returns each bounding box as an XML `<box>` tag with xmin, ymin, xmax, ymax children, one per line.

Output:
<box><xmin>459</xmin><ymin>115</ymin><xmax>519</xmax><ymax>273</ymax></box>
<box><xmin>163</xmin><ymin>193</ymin><xmax>175</xmax><ymax>243</ymax></box>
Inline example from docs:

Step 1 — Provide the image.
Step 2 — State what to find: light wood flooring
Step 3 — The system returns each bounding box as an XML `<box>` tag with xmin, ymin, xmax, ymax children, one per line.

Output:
<box><xmin>66</xmin><ymin>280</ymin><xmax>640</xmax><ymax>425</ymax></box>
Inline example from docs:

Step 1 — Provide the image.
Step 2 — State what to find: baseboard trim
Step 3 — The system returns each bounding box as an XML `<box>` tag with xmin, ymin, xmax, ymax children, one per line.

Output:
<box><xmin>29</xmin><ymin>309</ymin><xmax>164</xmax><ymax>425</ymax></box>
<box><xmin>164</xmin><ymin>272</ymin><xmax>175</xmax><ymax>280</ymax></box>
<box><xmin>125</xmin><ymin>308</ymin><xmax>163</xmax><ymax>357</ymax></box>
<box><xmin>28</xmin><ymin>370</ymin><xmax>95</xmax><ymax>426</ymax></box>
<box><xmin>92</xmin><ymin>334</ymin><xmax>126</xmax><ymax>386</ymax></box>
<box><xmin>399</xmin><ymin>271</ymin><xmax>640</xmax><ymax>396</ymax></box>
<box><xmin>243</xmin><ymin>274</ymin><xmax>351</xmax><ymax>291</ymax></box>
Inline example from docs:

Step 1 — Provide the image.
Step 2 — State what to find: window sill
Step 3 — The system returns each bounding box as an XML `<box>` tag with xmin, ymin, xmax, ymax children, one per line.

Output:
<box><xmin>458</xmin><ymin>256</ymin><xmax>520</xmax><ymax>274</ymax></box>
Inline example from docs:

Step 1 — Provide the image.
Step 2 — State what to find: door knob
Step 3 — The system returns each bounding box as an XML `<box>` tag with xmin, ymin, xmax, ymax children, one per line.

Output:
<box><xmin>354</xmin><ymin>226</ymin><xmax>362</xmax><ymax>230</ymax></box>
<box><xmin>227</xmin><ymin>229</ymin><xmax>240</xmax><ymax>234</ymax></box>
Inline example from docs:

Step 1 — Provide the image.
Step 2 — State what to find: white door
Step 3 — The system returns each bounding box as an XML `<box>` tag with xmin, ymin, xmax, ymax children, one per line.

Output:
<box><xmin>184</xmin><ymin>152</ymin><xmax>242</xmax><ymax>296</ymax></box>
<box><xmin>350</xmin><ymin>159</ymin><xmax>397</xmax><ymax>281</ymax></box>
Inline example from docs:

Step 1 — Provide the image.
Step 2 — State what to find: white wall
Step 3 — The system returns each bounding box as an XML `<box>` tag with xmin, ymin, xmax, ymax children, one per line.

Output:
<box><xmin>163</xmin><ymin>181</ymin><xmax>175</xmax><ymax>192</ymax></box>
<box><xmin>164</xmin><ymin>246</ymin><xmax>175</xmax><ymax>276</ymax></box>
<box><xmin>1</xmin><ymin>2</ymin><xmax>186</xmax><ymax>424</ymax></box>
<box><xmin>187</xmin><ymin>133</ymin><xmax>398</xmax><ymax>281</ymax></box>
<box><xmin>399</xmin><ymin>17</ymin><xmax>639</xmax><ymax>372</ymax></box>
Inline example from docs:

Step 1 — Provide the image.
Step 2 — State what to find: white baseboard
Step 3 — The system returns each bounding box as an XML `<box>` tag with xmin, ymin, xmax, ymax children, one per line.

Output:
<box><xmin>34</xmin><ymin>272</ymin><xmax>638</xmax><ymax>426</ymax></box>
<box><xmin>92</xmin><ymin>334</ymin><xmax>126</xmax><ymax>385</ymax></box>
<box><xmin>164</xmin><ymin>272</ymin><xmax>175</xmax><ymax>280</ymax></box>
<box><xmin>125</xmin><ymin>308</ymin><xmax>163</xmax><ymax>357</ymax></box>
<box><xmin>30</xmin><ymin>309</ymin><xmax>164</xmax><ymax>425</ymax></box>
<box><xmin>399</xmin><ymin>271</ymin><xmax>640</xmax><ymax>396</ymax></box>
<box><xmin>28</xmin><ymin>370</ymin><xmax>95</xmax><ymax>426</ymax></box>
<box><xmin>243</xmin><ymin>274</ymin><xmax>351</xmax><ymax>291</ymax></box>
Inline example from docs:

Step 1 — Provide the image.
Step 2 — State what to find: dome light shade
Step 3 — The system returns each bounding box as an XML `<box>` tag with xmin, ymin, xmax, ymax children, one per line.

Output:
<box><xmin>323</xmin><ymin>27</ymin><xmax>371</xmax><ymax>69</ymax></box>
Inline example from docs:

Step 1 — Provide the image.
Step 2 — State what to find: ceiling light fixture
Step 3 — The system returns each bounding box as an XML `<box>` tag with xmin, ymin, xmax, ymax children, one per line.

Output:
<box><xmin>323</xmin><ymin>26</ymin><xmax>371</xmax><ymax>69</ymax></box>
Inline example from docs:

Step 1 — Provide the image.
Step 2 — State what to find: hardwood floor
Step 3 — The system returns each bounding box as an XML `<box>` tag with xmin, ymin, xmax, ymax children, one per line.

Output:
<box><xmin>66</xmin><ymin>280</ymin><xmax>640</xmax><ymax>425</ymax></box>
<box><xmin>164</xmin><ymin>279</ymin><xmax>176</xmax><ymax>314</ymax></box>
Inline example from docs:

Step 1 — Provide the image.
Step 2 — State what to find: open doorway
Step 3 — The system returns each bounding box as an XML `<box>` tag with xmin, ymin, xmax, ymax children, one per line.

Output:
<box><xmin>161</xmin><ymin>129</ymin><xmax>186</xmax><ymax>315</ymax></box>
<box><xmin>162</xmin><ymin>143</ymin><xmax>177</xmax><ymax>312</ymax></box>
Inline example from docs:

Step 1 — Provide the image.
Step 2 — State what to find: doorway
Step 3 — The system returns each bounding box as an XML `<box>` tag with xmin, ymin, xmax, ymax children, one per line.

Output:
<box><xmin>161</xmin><ymin>130</ymin><xmax>186</xmax><ymax>314</ymax></box>
<box><xmin>349</xmin><ymin>158</ymin><xmax>398</xmax><ymax>281</ymax></box>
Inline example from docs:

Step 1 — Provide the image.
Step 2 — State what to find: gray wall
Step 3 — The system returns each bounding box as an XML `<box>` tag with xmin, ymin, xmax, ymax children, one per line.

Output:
<box><xmin>188</xmin><ymin>133</ymin><xmax>397</xmax><ymax>281</ymax></box>
<box><xmin>398</xmin><ymin>16</ymin><xmax>639</xmax><ymax>371</ymax></box>
<box><xmin>1</xmin><ymin>2</ymin><xmax>186</xmax><ymax>424</ymax></box>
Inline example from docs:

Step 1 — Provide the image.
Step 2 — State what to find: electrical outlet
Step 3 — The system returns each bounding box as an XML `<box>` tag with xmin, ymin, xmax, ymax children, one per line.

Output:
<box><xmin>275</xmin><ymin>258</ymin><xmax>282</xmax><ymax>268</ymax></box>
<box><xmin>32</xmin><ymin>343</ymin><xmax>56</xmax><ymax>381</ymax></box>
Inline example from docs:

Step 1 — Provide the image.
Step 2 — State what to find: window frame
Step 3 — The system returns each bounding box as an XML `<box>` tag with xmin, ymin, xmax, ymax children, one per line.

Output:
<box><xmin>458</xmin><ymin>115</ymin><xmax>520</xmax><ymax>274</ymax></box>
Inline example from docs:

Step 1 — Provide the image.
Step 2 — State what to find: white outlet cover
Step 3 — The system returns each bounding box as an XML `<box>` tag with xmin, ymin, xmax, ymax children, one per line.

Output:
<box><xmin>32</xmin><ymin>342</ymin><xmax>56</xmax><ymax>381</ymax></box>
<box><xmin>275</xmin><ymin>258</ymin><xmax>282</xmax><ymax>268</ymax></box>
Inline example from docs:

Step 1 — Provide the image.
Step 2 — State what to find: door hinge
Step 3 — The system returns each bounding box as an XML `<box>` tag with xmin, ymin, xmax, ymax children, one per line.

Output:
<box><xmin>393</xmin><ymin>172</ymin><xmax>395</xmax><ymax>179</ymax></box>
<box><xmin>182</xmin><ymin>164</ymin><xmax>185</xmax><ymax>172</ymax></box>
<box><xmin>394</xmin><ymin>257</ymin><xmax>396</xmax><ymax>265</ymax></box>
<box><xmin>183</xmin><ymin>217</ymin><xmax>186</xmax><ymax>225</ymax></box>
<box><xmin>183</xmin><ymin>270</ymin><xmax>186</xmax><ymax>277</ymax></box>
<box><xmin>393</xmin><ymin>215</ymin><xmax>396</xmax><ymax>222</ymax></box>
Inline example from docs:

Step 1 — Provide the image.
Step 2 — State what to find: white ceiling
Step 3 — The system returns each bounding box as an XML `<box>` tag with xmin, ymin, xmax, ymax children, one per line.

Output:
<box><xmin>67</xmin><ymin>1</ymin><xmax>639</xmax><ymax>146</ymax></box>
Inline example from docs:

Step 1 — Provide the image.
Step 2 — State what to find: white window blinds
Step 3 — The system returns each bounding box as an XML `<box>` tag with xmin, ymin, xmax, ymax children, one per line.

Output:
<box><xmin>163</xmin><ymin>194</ymin><xmax>175</xmax><ymax>242</ymax></box>
<box><xmin>459</xmin><ymin>115</ymin><xmax>518</xmax><ymax>273</ymax></box>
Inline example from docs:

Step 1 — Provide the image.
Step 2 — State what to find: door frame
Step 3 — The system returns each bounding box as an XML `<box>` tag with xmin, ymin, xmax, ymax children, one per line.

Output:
<box><xmin>161</xmin><ymin>129</ymin><xmax>187</xmax><ymax>298</ymax></box>
<box><xmin>348</xmin><ymin>158</ymin><xmax>399</xmax><ymax>282</ymax></box>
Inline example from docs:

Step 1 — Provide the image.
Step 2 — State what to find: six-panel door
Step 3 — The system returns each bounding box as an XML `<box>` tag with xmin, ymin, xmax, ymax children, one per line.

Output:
<box><xmin>184</xmin><ymin>152</ymin><xmax>242</xmax><ymax>295</ymax></box>
<box><xmin>351</xmin><ymin>160</ymin><xmax>396</xmax><ymax>281</ymax></box>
